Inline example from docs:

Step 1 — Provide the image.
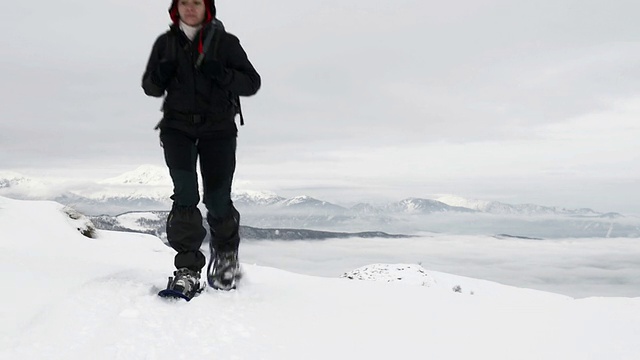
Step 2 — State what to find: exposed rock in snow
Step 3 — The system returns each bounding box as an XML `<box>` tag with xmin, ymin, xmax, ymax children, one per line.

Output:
<box><xmin>342</xmin><ymin>263</ymin><xmax>437</xmax><ymax>287</ymax></box>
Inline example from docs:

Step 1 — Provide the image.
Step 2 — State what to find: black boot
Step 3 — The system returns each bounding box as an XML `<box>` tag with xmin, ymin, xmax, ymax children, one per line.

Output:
<box><xmin>207</xmin><ymin>248</ymin><xmax>241</xmax><ymax>291</ymax></box>
<box><xmin>159</xmin><ymin>268</ymin><xmax>203</xmax><ymax>301</ymax></box>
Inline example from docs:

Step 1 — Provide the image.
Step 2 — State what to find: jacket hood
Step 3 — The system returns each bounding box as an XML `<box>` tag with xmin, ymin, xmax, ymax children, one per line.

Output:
<box><xmin>169</xmin><ymin>0</ymin><xmax>216</xmax><ymax>25</ymax></box>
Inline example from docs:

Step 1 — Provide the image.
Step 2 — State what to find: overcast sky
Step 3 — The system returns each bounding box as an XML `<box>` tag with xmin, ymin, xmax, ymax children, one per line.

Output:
<box><xmin>1</xmin><ymin>0</ymin><xmax>639</xmax><ymax>213</ymax></box>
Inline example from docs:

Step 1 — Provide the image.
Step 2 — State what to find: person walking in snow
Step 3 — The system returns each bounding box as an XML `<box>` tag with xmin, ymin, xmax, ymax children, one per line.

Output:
<box><xmin>142</xmin><ymin>0</ymin><xmax>260</xmax><ymax>299</ymax></box>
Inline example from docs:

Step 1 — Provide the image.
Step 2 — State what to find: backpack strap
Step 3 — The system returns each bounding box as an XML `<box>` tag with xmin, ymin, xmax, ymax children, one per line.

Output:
<box><xmin>197</xmin><ymin>19</ymin><xmax>246</xmax><ymax>126</ymax></box>
<box><xmin>196</xmin><ymin>19</ymin><xmax>223</xmax><ymax>68</ymax></box>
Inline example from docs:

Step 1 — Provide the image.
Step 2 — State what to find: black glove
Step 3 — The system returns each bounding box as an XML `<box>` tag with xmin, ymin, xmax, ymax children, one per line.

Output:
<box><xmin>200</xmin><ymin>59</ymin><xmax>224</xmax><ymax>80</ymax></box>
<box><xmin>152</xmin><ymin>59</ymin><xmax>178</xmax><ymax>86</ymax></box>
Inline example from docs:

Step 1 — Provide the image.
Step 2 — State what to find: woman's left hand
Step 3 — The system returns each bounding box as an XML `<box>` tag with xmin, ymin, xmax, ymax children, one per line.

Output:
<box><xmin>200</xmin><ymin>60</ymin><xmax>224</xmax><ymax>80</ymax></box>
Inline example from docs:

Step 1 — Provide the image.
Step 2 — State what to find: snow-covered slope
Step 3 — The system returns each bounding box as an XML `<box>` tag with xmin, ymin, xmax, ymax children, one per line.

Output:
<box><xmin>1</xmin><ymin>196</ymin><xmax>639</xmax><ymax>359</ymax></box>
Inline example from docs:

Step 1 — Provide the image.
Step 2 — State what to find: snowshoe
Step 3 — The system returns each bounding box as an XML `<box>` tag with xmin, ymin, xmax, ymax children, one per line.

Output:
<box><xmin>158</xmin><ymin>268</ymin><xmax>204</xmax><ymax>301</ymax></box>
<box><xmin>206</xmin><ymin>248</ymin><xmax>241</xmax><ymax>291</ymax></box>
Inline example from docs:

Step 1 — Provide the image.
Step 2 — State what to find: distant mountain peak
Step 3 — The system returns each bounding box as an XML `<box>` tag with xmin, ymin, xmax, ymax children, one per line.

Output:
<box><xmin>391</xmin><ymin>197</ymin><xmax>472</xmax><ymax>213</ymax></box>
<box><xmin>98</xmin><ymin>165</ymin><xmax>171</xmax><ymax>186</ymax></box>
<box><xmin>232</xmin><ymin>190</ymin><xmax>285</xmax><ymax>206</ymax></box>
<box><xmin>0</xmin><ymin>172</ymin><xmax>50</xmax><ymax>197</ymax></box>
<box><xmin>0</xmin><ymin>171</ymin><xmax>32</xmax><ymax>189</ymax></box>
<box><xmin>286</xmin><ymin>195</ymin><xmax>316</xmax><ymax>204</ymax></box>
<box><xmin>436</xmin><ymin>195</ymin><xmax>493</xmax><ymax>211</ymax></box>
<box><xmin>281</xmin><ymin>195</ymin><xmax>337</xmax><ymax>207</ymax></box>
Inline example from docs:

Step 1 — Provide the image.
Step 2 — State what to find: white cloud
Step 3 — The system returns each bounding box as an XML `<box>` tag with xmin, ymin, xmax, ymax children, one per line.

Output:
<box><xmin>241</xmin><ymin>235</ymin><xmax>640</xmax><ymax>298</ymax></box>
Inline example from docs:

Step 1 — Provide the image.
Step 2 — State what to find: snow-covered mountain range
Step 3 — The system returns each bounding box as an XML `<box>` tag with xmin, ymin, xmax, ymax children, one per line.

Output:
<box><xmin>0</xmin><ymin>165</ymin><xmax>619</xmax><ymax>216</ymax></box>
<box><xmin>1</xmin><ymin>165</ymin><xmax>637</xmax><ymax>238</ymax></box>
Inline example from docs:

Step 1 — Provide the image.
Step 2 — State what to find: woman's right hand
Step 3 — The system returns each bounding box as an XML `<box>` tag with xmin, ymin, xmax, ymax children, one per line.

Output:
<box><xmin>153</xmin><ymin>59</ymin><xmax>178</xmax><ymax>86</ymax></box>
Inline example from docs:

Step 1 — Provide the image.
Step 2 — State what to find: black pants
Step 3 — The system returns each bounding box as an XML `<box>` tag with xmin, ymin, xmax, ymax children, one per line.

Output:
<box><xmin>160</xmin><ymin>127</ymin><xmax>240</xmax><ymax>272</ymax></box>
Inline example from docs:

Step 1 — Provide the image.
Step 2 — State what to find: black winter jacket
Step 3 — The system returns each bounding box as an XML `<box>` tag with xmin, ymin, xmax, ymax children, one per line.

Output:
<box><xmin>142</xmin><ymin>23</ymin><xmax>260</xmax><ymax>137</ymax></box>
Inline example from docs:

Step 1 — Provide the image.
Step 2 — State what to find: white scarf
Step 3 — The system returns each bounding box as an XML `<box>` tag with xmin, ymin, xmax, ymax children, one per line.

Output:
<box><xmin>179</xmin><ymin>21</ymin><xmax>202</xmax><ymax>41</ymax></box>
